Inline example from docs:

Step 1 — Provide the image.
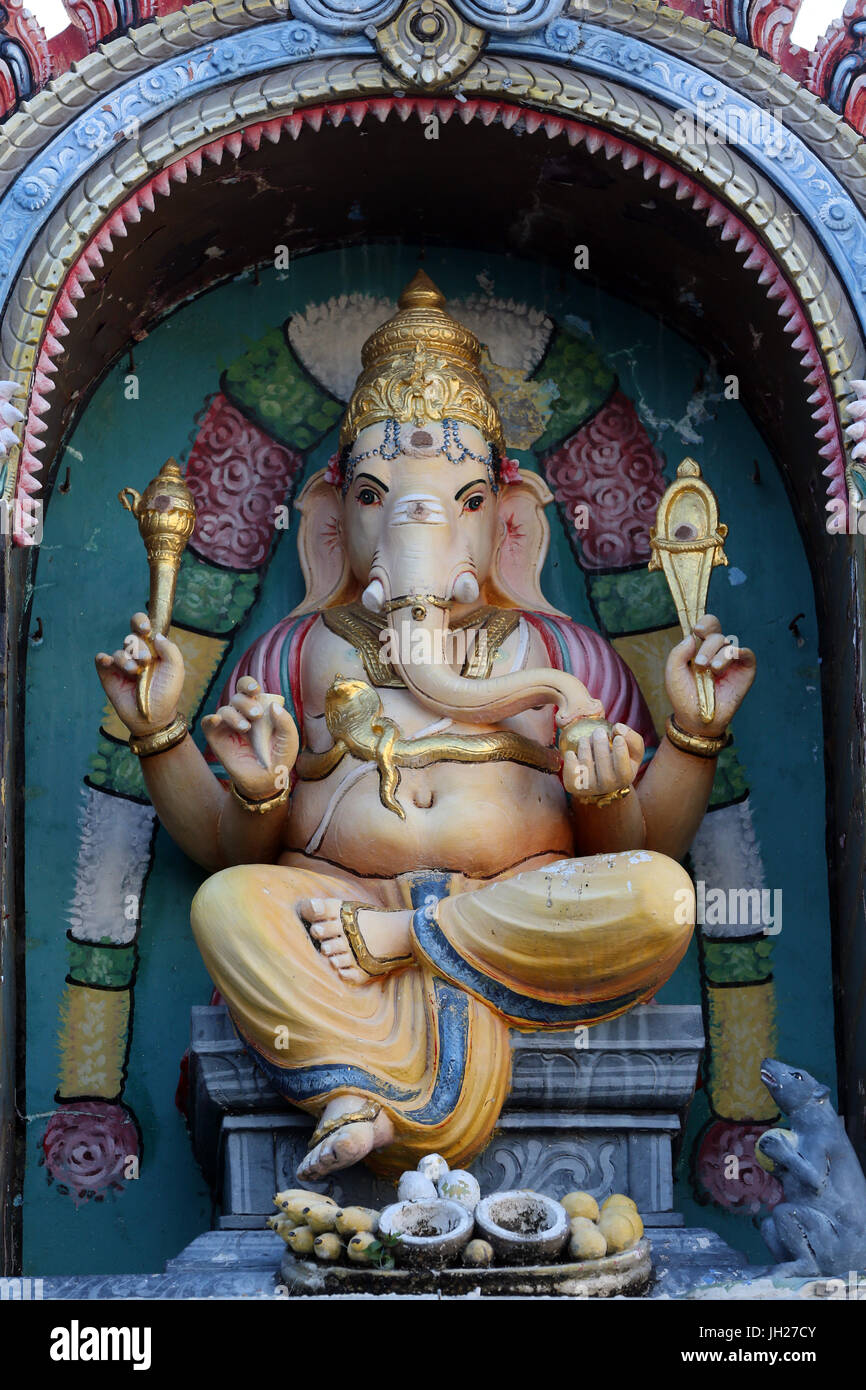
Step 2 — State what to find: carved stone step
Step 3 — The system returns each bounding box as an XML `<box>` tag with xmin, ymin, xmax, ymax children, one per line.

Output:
<box><xmin>186</xmin><ymin>1003</ymin><xmax>704</xmax><ymax>1227</ymax></box>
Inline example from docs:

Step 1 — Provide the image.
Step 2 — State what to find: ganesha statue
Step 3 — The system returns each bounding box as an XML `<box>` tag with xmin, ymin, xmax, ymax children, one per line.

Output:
<box><xmin>96</xmin><ymin>272</ymin><xmax>755</xmax><ymax>1183</ymax></box>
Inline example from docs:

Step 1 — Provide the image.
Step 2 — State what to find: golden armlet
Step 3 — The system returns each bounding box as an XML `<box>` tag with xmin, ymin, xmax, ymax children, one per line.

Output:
<box><xmin>339</xmin><ymin>901</ymin><xmax>414</xmax><ymax>976</ymax></box>
<box><xmin>229</xmin><ymin>782</ymin><xmax>291</xmax><ymax>814</ymax></box>
<box><xmin>665</xmin><ymin>715</ymin><xmax>731</xmax><ymax>759</ymax></box>
<box><xmin>128</xmin><ymin>714</ymin><xmax>188</xmax><ymax>758</ymax></box>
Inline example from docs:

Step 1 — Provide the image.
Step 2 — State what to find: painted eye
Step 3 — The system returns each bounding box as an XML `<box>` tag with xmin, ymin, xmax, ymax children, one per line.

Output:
<box><xmin>357</xmin><ymin>488</ymin><xmax>379</xmax><ymax>506</ymax></box>
<box><xmin>793</xmin><ymin>1072</ymin><xmax>803</xmax><ymax>1081</ymax></box>
<box><xmin>463</xmin><ymin>494</ymin><xmax>484</xmax><ymax>512</ymax></box>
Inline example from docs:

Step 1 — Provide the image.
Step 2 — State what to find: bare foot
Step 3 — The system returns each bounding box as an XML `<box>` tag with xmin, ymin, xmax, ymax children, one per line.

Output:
<box><xmin>298</xmin><ymin>898</ymin><xmax>412</xmax><ymax>983</ymax></box>
<box><xmin>296</xmin><ymin>1097</ymin><xmax>395</xmax><ymax>1180</ymax></box>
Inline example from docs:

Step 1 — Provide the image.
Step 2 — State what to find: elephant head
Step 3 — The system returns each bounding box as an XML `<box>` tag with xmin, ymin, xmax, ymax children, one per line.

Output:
<box><xmin>290</xmin><ymin>417</ymin><xmax>603</xmax><ymax>728</ymax></box>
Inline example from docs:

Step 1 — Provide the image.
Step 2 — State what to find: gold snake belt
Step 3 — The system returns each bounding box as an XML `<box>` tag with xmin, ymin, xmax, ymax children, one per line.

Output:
<box><xmin>295</xmin><ymin>677</ymin><xmax>561</xmax><ymax>819</ymax></box>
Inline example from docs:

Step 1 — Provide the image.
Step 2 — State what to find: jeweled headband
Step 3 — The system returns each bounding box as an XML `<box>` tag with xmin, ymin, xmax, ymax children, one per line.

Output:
<box><xmin>329</xmin><ymin>417</ymin><xmax>508</xmax><ymax>496</ymax></box>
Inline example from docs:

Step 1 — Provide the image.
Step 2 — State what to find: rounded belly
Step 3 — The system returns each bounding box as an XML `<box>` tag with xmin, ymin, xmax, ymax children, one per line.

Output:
<box><xmin>285</xmin><ymin>760</ymin><xmax>573</xmax><ymax>878</ymax></box>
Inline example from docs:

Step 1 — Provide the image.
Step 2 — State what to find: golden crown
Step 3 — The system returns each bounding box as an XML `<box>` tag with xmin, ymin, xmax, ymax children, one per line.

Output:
<box><xmin>339</xmin><ymin>270</ymin><xmax>505</xmax><ymax>454</ymax></box>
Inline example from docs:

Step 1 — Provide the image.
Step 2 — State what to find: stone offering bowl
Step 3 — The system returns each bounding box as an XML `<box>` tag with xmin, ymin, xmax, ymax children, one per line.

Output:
<box><xmin>379</xmin><ymin>1199</ymin><xmax>474</xmax><ymax>1268</ymax></box>
<box><xmin>474</xmin><ymin>1190</ymin><xmax>569</xmax><ymax>1265</ymax></box>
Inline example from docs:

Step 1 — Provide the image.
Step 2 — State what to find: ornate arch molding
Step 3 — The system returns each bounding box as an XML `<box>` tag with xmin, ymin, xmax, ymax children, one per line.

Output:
<box><xmin>1</xmin><ymin>0</ymin><xmax>864</xmax><ymax>187</ymax></box>
<box><xmin>0</xmin><ymin>32</ymin><xmax>863</xmax><ymax>539</ymax></box>
<box><xmin>570</xmin><ymin>0</ymin><xmax>866</xmax><ymax>187</ymax></box>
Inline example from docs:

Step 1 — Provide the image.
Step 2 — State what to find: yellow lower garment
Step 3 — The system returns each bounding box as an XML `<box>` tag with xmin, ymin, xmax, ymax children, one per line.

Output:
<box><xmin>190</xmin><ymin>851</ymin><xmax>694</xmax><ymax>1175</ymax></box>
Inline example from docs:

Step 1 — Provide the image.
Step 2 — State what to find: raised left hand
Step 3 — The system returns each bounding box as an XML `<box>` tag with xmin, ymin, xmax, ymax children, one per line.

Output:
<box><xmin>666</xmin><ymin>614</ymin><xmax>756</xmax><ymax>738</ymax></box>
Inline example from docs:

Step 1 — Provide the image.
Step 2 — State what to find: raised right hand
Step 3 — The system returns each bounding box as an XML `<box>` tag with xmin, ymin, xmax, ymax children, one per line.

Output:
<box><xmin>202</xmin><ymin>676</ymin><xmax>299</xmax><ymax>801</ymax></box>
<box><xmin>95</xmin><ymin>612</ymin><xmax>185</xmax><ymax>736</ymax></box>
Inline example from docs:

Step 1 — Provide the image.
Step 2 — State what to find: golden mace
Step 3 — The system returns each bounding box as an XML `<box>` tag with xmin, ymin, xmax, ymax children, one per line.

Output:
<box><xmin>119</xmin><ymin>458</ymin><xmax>196</xmax><ymax>723</ymax></box>
<box><xmin>648</xmin><ymin>458</ymin><xmax>728</xmax><ymax>725</ymax></box>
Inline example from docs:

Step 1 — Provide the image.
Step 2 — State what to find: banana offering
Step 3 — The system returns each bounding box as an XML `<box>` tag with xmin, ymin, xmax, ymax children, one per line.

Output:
<box><xmin>270</xmin><ymin>1191</ymin><xmax>384</xmax><ymax>1266</ymax></box>
<box><xmin>269</xmin><ymin>1178</ymin><xmax>644</xmax><ymax>1270</ymax></box>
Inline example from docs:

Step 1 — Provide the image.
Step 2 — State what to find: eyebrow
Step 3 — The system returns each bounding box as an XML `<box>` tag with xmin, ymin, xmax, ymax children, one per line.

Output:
<box><xmin>356</xmin><ymin>472</ymin><xmax>389</xmax><ymax>492</ymax></box>
<box><xmin>454</xmin><ymin>478</ymin><xmax>487</xmax><ymax>500</ymax></box>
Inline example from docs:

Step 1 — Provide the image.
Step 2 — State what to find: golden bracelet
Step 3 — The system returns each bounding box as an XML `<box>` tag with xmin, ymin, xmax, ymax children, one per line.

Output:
<box><xmin>229</xmin><ymin>781</ymin><xmax>291</xmax><ymax>814</ymax></box>
<box><xmin>339</xmin><ymin>901</ymin><xmax>414</xmax><ymax>976</ymax></box>
<box><xmin>665</xmin><ymin>715</ymin><xmax>731</xmax><ymax>759</ymax></box>
<box><xmin>128</xmin><ymin>714</ymin><xmax>188</xmax><ymax>758</ymax></box>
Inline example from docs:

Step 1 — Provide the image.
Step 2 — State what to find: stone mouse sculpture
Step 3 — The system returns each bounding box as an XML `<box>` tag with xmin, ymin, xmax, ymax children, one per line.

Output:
<box><xmin>756</xmin><ymin>1058</ymin><xmax>866</xmax><ymax>1276</ymax></box>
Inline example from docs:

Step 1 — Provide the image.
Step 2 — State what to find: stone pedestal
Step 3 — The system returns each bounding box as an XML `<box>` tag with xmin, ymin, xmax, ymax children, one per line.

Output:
<box><xmin>187</xmin><ymin>1002</ymin><xmax>703</xmax><ymax>1227</ymax></box>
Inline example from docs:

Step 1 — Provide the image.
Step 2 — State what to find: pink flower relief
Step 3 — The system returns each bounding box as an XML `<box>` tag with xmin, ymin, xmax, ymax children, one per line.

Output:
<box><xmin>500</xmin><ymin>455</ymin><xmax>522</xmax><ymax>485</ymax></box>
<box><xmin>324</xmin><ymin>452</ymin><xmax>342</xmax><ymax>487</ymax></box>
<box><xmin>42</xmin><ymin>1101</ymin><xmax>140</xmax><ymax>1203</ymax></box>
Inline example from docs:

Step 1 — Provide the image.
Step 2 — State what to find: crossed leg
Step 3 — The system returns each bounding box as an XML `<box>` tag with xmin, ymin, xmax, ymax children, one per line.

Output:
<box><xmin>192</xmin><ymin>849</ymin><xmax>694</xmax><ymax>1182</ymax></box>
<box><xmin>298</xmin><ymin>898</ymin><xmax>414</xmax><ymax>985</ymax></box>
<box><xmin>293</xmin><ymin>898</ymin><xmax>415</xmax><ymax>1177</ymax></box>
<box><xmin>192</xmin><ymin>862</ymin><xmax>416</xmax><ymax>1181</ymax></box>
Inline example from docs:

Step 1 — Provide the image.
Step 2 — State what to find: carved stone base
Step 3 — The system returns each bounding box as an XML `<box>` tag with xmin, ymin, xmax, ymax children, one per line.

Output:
<box><xmin>279</xmin><ymin>1238</ymin><xmax>654</xmax><ymax>1298</ymax></box>
<box><xmin>35</xmin><ymin>1225</ymin><xmax>754</xmax><ymax>1299</ymax></box>
<box><xmin>187</xmin><ymin>1002</ymin><xmax>703</xmax><ymax>1226</ymax></box>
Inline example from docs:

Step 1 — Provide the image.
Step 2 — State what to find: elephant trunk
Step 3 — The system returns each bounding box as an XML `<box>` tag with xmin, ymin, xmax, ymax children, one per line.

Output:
<box><xmin>385</xmin><ymin>595</ymin><xmax>604</xmax><ymax>728</ymax></box>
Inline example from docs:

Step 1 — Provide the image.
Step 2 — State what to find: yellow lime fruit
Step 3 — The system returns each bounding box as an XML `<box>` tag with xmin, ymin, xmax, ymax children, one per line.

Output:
<box><xmin>561</xmin><ymin>1191</ymin><xmax>600</xmax><ymax>1222</ymax></box>
<box><xmin>569</xmin><ymin>1217</ymin><xmax>608</xmax><ymax>1261</ymax></box>
<box><xmin>598</xmin><ymin>1209</ymin><xmax>642</xmax><ymax>1253</ymax></box>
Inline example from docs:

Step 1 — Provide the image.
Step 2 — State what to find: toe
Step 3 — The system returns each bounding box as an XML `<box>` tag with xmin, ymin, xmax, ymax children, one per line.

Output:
<box><xmin>331</xmin><ymin>1124</ymin><xmax>373</xmax><ymax>1165</ymax></box>
<box><xmin>321</xmin><ymin>937</ymin><xmax>347</xmax><ymax>956</ymax></box>
<box><xmin>310</xmin><ymin>920</ymin><xmax>341</xmax><ymax>943</ymax></box>
<box><xmin>337</xmin><ymin>963</ymin><xmax>367</xmax><ymax>985</ymax></box>
<box><xmin>299</xmin><ymin>896</ymin><xmax>337</xmax><ymax>921</ymax></box>
<box><xmin>298</xmin><ymin>1144</ymin><xmax>330</xmax><ymax>1179</ymax></box>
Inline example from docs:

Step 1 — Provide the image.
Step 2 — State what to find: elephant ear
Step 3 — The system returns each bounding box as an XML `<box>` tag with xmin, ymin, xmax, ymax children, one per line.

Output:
<box><xmin>290</xmin><ymin>469</ymin><xmax>356</xmax><ymax>616</ymax></box>
<box><xmin>487</xmin><ymin>468</ymin><xmax>566</xmax><ymax>616</ymax></box>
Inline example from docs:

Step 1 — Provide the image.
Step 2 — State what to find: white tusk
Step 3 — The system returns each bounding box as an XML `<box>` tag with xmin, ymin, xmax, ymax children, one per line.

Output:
<box><xmin>453</xmin><ymin>572</ymin><xmax>480</xmax><ymax>604</ymax></box>
<box><xmin>362</xmin><ymin>578</ymin><xmax>386</xmax><ymax>612</ymax></box>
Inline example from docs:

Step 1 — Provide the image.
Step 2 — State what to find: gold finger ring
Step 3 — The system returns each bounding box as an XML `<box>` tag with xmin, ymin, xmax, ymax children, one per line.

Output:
<box><xmin>594</xmin><ymin>785</ymin><xmax>633</xmax><ymax>808</ymax></box>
